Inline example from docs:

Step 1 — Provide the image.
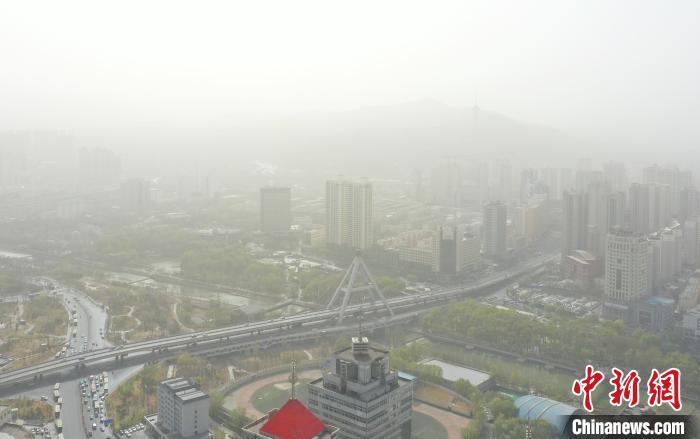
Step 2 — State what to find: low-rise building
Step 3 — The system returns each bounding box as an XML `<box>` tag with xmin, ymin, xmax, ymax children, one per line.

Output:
<box><xmin>242</xmin><ymin>398</ymin><xmax>339</xmax><ymax>439</ymax></box>
<box><xmin>561</xmin><ymin>250</ymin><xmax>599</xmax><ymax>288</ymax></box>
<box><xmin>145</xmin><ymin>378</ymin><xmax>209</xmax><ymax>439</ymax></box>
<box><xmin>682</xmin><ymin>306</ymin><xmax>700</xmax><ymax>341</ymax></box>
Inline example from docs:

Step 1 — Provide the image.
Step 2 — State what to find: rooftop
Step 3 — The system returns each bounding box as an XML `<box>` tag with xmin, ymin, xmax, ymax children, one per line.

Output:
<box><xmin>243</xmin><ymin>399</ymin><xmax>337</xmax><ymax>439</ymax></box>
<box><xmin>419</xmin><ymin>359</ymin><xmax>491</xmax><ymax>386</ymax></box>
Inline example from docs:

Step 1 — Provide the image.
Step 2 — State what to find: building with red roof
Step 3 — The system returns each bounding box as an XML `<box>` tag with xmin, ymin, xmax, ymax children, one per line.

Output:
<box><xmin>242</xmin><ymin>398</ymin><xmax>339</xmax><ymax>439</ymax></box>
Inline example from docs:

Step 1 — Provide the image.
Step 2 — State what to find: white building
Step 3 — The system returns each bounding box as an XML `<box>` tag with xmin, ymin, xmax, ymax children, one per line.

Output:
<box><xmin>146</xmin><ymin>378</ymin><xmax>209</xmax><ymax>439</ymax></box>
<box><xmin>682</xmin><ymin>306</ymin><xmax>700</xmax><ymax>341</ymax></box>
<box><xmin>649</xmin><ymin>223</ymin><xmax>683</xmax><ymax>292</ymax></box>
<box><xmin>326</xmin><ymin>180</ymin><xmax>373</xmax><ymax>250</ymax></box>
<box><xmin>603</xmin><ymin>229</ymin><xmax>650</xmax><ymax>320</ymax></box>
<box><xmin>562</xmin><ymin>191</ymin><xmax>588</xmax><ymax>257</ymax></box>
<box><xmin>483</xmin><ymin>201</ymin><xmax>507</xmax><ymax>258</ymax></box>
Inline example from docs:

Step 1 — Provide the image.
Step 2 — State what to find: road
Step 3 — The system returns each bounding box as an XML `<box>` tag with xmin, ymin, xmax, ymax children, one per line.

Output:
<box><xmin>0</xmin><ymin>253</ymin><xmax>555</xmax><ymax>395</ymax></box>
<box><xmin>11</xmin><ymin>284</ymin><xmax>125</xmax><ymax>439</ymax></box>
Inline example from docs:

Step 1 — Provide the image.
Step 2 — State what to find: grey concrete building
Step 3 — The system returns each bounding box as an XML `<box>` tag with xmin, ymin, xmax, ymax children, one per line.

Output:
<box><xmin>308</xmin><ymin>337</ymin><xmax>413</xmax><ymax>439</ymax></box>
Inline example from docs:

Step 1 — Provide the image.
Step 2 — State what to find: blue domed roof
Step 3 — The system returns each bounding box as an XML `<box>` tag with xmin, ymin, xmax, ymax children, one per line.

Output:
<box><xmin>515</xmin><ymin>394</ymin><xmax>581</xmax><ymax>434</ymax></box>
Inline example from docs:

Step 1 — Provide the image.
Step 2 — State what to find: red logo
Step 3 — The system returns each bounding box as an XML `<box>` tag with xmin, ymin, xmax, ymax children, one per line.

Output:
<box><xmin>609</xmin><ymin>368</ymin><xmax>640</xmax><ymax>408</ymax></box>
<box><xmin>647</xmin><ymin>368</ymin><xmax>682</xmax><ymax>411</ymax></box>
<box><xmin>572</xmin><ymin>365</ymin><xmax>605</xmax><ymax>412</ymax></box>
<box><xmin>572</xmin><ymin>366</ymin><xmax>683</xmax><ymax>412</ymax></box>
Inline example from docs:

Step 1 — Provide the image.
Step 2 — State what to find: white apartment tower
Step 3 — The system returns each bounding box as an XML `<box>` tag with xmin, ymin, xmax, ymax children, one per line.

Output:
<box><xmin>604</xmin><ymin>229</ymin><xmax>650</xmax><ymax>319</ymax></box>
<box><xmin>562</xmin><ymin>191</ymin><xmax>589</xmax><ymax>257</ymax></box>
<box><xmin>482</xmin><ymin>201</ymin><xmax>507</xmax><ymax>258</ymax></box>
<box><xmin>326</xmin><ymin>180</ymin><xmax>373</xmax><ymax>250</ymax></box>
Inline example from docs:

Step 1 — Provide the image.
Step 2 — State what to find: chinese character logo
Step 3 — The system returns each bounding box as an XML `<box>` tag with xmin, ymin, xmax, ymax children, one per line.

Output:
<box><xmin>572</xmin><ymin>365</ymin><xmax>605</xmax><ymax>412</ymax></box>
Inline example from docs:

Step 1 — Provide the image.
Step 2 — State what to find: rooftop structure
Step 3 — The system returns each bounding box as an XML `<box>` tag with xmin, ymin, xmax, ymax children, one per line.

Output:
<box><xmin>308</xmin><ymin>337</ymin><xmax>413</xmax><ymax>439</ymax></box>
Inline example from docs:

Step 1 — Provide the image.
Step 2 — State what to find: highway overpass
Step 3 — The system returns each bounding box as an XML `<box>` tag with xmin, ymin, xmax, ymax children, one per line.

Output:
<box><xmin>0</xmin><ymin>254</ymin><xmax>554</xmax><ymax>393</ymax></box>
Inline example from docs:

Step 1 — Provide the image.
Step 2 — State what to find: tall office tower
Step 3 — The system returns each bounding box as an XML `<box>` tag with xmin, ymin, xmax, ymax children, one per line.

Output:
<box><xmin>477</xmin><ymin>164</ymin><xmax>490</xmax><ymax>205</ymax></box>
<box><xmin>260</xmin><ymin>187</ymin><xmax>292</xmax><ymax>234</ymax></box>
<box><xmin>649</xmin><ymin>224</ymin><xmax>683</xmax><ymax>292</ymax></box>
<box><xmin>562</xmin><ymin>191</ymin><xmax>589</xmax><ymax>257</ymax></box>
<box><xmin>147</xmin><ymin>378</ymin><xmax>209</xmax><ymax>439</ymax></box>
<box><xmin>629</xmin><ymin>183</ymin><xmax>651</xmax><ymax>234</ymax></box>
<box><xmin>607</xmin><ymin>191</ymin><xmax>627</xmax><ymax>232</ymax></box>
<box><xmin>649</xmin><ymin>183</ymin><xmax>672</xmax><ymax>231</ymax></box>
<box><xmin>643</xmin><ymin>164</ymin><xmax>692</xmax><ymax>216</ymax></box>
<box><xmin>430</xmin><ymin>159</ymin><xmax>462</xmax><ymax>207</ymax></box>
<box><xmin>603</xmin><ymin>229</ymin><xmax>650</xmax><ymax>319</ymax></box>
<box><xmin>680</xmin><ymin>186</ymin><xmax>700</xmax><ymax>224</ymax></box>
<box><xmin>519</xmin><ymin>168</ymin><xmax>538</xmax><ymax>203</ymax></box>
<box><xmin>434</xmin><ymin>226</ymin><xmax>457</xmax><ymax>275</ymax></box>
<box><xmin>541</xmin><ymin>167</ymin><xmax>560</xmax><ymax>200</ymax></box>
<box><xmin>603</xmin><ymin>161</ymin><xmax>628</xmax><ymax>193</ymax></box>
<box><xmin>560</xmin><ymin>168</ymin><xmax>574</xmax><ymax>194</ymax></box>
<box><xmin>457</xmin><ymin>230</ymin><xmax>482</xmax><ymax>273</ymax></box>
<box><xmin>308</xmin><ymin>337</ymin><xmax>413</xmax><ymax>439</ymax></box>
<box><xmin>496</xmin><ymin>160</ymin><xmax>512</xmax><ymax>203</ymax></box>
<box><xmin>326</xmin><ymin>180</ymin><xmax>373</xmax><ymax>250</ymax></box>
<box><xmin>410</xmin><ymin>169</ymin><xmax>424</xmax><ymax>202</ymax></box>
<box><xmin>683</xmin><ymin>217</ymin><xmax>700</xmax><ymax>268</ymax></box>
<box><xmin>587</xmin><ymin>180</ymin><xmax>612</xmax><ymax>258</ymax></box>
<box><xmin>482</xmin><ymin>201</ymin><xmax>507</xmax><ymax>258</ymax></box>
<box><xmin>575</xmin><ymin>169</ymin><xmax>603</xmax><ymax>193</ymax></box>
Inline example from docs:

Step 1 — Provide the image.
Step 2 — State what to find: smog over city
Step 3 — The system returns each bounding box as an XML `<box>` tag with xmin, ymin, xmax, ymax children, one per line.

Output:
<box><xmin>0</xmin><ymin>1</ymin><xmax>699</xmax><ymax>439</ymax></box>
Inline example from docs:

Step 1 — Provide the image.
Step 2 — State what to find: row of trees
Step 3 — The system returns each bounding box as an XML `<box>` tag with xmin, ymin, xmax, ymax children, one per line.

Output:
<box><xmin>181</xmin><ymin>244</ymin><xmax>286</xmax><ymax>295</ymax></box>
<box><xmin>422</xmin><ymin>300</ymin><xmax>700</xmax><ymax>394</ymax></box>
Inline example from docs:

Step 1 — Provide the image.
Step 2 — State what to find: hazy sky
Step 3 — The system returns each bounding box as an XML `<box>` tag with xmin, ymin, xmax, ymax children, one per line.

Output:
<box><xmin>1</xmin><ymin>0</ymin><xmax>699</xmax><ymax>154</ymax></box>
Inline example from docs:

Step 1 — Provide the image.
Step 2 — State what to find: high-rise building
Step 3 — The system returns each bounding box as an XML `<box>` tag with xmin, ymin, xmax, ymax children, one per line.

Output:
<box><xmin>496</xmin><ymin>160</ymin><xmax>512</xmax><ymax>203</ymax></box>
<box><xmin>145</xmin><ymin>378</ymin><xmax>209</xmax><ymax>439</ymax></box>
<box><xmin>457</xmin><ymin>230</ymin><xmax>482</xmax><ymax>273</ymax></box>
<box><xmin>680</xmin><ymin>186</ymin><xmax>700</xmax><ymax>224</ymax></box>
<box><xmin>603</xmin><ymin>161</ymin><xmax>628</xmax><ymax>193</ymax></box>
<box><xmin>562</xmin><ymin>191</ymin><xmax>589</xmax><ymax>257</ymax></box>
<box><xmin>649</xmin><ymin>183</ymin><xmax>672</xmax><ymax>231</ymax></box>
<box><xmin>683</xmin><ymin>217</ymin><xmax>700</xmax><ymax>269</ymax></box>
<box><xmin>326</xmin><ymin>180</ymin><xmax>373</xmax><ymax>250</ymax></box>
<box><xmin>643</xmin><ymin>165</ymin><xmax>692</xmax><ymax>217</ymax></box>
<box><xmin>629</xmin><ymin>183</ymin><xmax>651</xmax><ymax>234</ymax></box>
<box><xmin>541</xmin><ymin>167</ymin><xmax>559</xmax><ymax>200</ymax></box>
<box><xmin>603</xmin><ymin>229</ymin><xmax>650</xmax><ymax>320</ymax></box>
<box><xmin>260</xmin><ymin>187</ymin><xmax>292</xmax><ymax>234</ymax></box>
<box><xmin>519</xmin><ymin>168</ymin><xmax>538</xmax><ymax>203</ymax></box>
<box><xmin>649</xmin><ymin>223</ymin><xmax>683</xmax><ymax>292</ymax></box>
<box><xmin>587</xmin><ymin>180</ymin><xmax>612</xmax><ymax>258</ymax></box>
<box><xmin>430</xmin><ymin>159</ymin><xmax>462</xmax><ymax>207</ymax></box>
<box><xmin>308</xmin><ymin>337</ymin><xmax>413</xmax><ymax>439</ymax></box>
<box><xmin>607</xmin><ymin>191</ymin><xmax>627</xmax><ymax>232</ymax></box>
<box><xmin>482</xmin><ymin>201</ymin><xmax>507</xmax><ymax>258</ymax></box>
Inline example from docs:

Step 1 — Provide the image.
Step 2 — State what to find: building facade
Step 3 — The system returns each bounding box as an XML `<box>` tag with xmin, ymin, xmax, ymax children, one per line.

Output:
<box><xmin>482</xmin><ymin>201</ymin><xmax>507</xmax><ymax>258</ymax></box>
<box><xmin>145</xmin><ymin>378</ymin><xmax>209</xmax><ymax>439</ymax></box>
<box><xmin>603</xmin><ymin>229</ymin><xmax>651</xmax><ymax>320</ymax></box>
<box><xmin>326</xmin><ymin>180</ymin><xmax>373</xmax><ymax>250</ymax></box>
<box><xmin>562</xmin><ymin>190</ymin><xmax>588</xmax><ymax>257</ymax></box>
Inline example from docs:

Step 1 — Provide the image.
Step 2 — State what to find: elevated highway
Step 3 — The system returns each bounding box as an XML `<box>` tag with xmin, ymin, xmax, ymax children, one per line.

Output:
<box><xmin>0</xmin><ymin>254</ymin><xmax>555</xmax><ymax>393</ymax></box>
